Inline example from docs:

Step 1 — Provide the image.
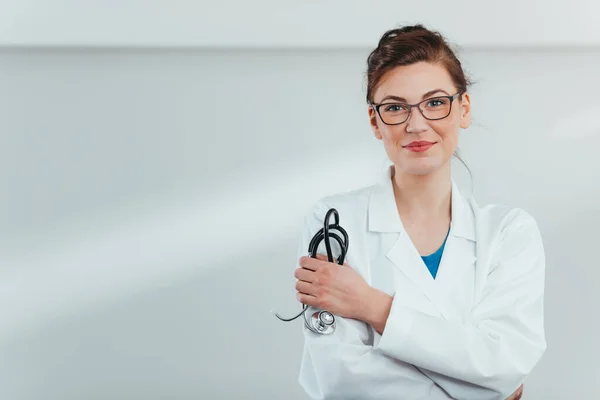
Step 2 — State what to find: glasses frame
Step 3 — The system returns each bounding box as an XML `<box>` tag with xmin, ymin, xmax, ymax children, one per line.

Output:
<box><xmin>370</xmin><ymin>91</ymin><xmax>464</xmax><ymax>125</ymax></box>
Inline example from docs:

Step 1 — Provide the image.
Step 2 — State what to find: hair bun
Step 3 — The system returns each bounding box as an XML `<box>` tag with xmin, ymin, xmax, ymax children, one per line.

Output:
<box><xmin>396</xmin><ymin>24</ymin><xmax>428</xmax><ymax>34</ymax></box>
<box><xmin>378</xmin><ymin>24</ymin><xmax>428</xmax><ymax>46</ymax></box>
<box><xmin>366</xmin><ymin>23</ymin><xmax>471</xmax><ymax>104</ymax></box>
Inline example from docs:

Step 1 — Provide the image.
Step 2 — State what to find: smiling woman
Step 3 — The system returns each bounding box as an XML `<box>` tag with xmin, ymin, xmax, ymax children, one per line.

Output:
<box><xmin>292</xmin><ymin>24</ymin><xmax>544</xmax><ymax>400</ymax></box>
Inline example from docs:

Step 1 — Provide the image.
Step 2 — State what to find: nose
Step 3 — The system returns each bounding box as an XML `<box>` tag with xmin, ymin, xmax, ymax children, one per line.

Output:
<box><xmin>405</xmin><ymin>106</ymin><xmax>428</xmax><ymax>133</ymax></box>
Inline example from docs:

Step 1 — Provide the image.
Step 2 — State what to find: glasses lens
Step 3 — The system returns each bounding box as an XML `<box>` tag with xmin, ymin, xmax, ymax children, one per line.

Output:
<box><xmin>421</xmin><ymin>96</ymin><xmax>451</xmax><ymax>120</ymax></box>
<box><xmin>379</xmin><ymin>103</ymin><xmax>409</xmax><ymax>124</ymax></box>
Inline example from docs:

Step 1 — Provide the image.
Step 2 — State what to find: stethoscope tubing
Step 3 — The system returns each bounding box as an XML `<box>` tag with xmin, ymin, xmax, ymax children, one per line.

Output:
<box><xmin>274</xmin><ymin>208</ymin><xmax>349</xmax><ymax>334</ymax></box>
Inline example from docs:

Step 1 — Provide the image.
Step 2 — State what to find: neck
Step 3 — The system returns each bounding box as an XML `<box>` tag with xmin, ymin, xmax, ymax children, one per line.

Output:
<box><xmin>391</xmin><ymin>164</ymin><xmax>452</xmax><ymax>219</ymax></box>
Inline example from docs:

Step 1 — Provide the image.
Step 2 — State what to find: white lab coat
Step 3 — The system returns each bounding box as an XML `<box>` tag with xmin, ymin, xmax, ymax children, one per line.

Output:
<box><xmin>296</xmin><ymin>164</ymin><xmax>547</xmax><ymax>400</ymax></box>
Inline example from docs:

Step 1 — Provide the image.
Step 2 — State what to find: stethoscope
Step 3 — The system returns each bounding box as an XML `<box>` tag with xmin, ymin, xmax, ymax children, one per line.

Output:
<box><xmin>273</xmin><ymin>208</ymin><xmax>349</xmax><ymax>335</ymax></box>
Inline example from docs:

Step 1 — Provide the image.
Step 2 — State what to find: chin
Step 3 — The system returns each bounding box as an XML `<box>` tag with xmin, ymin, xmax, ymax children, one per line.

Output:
<box><xmin>397</xmin><ymin>158</ymin><xmax>444</xmax><ymax>176</ymax></box>
<box><xmin>407</xmin><ymin>168</ymin><xmax>438</xmax><ymax>176</ymax></box>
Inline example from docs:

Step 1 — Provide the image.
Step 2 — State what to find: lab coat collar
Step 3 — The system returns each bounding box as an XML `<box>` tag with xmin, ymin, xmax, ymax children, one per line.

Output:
<box><xmin>367</xmin><ymin>164</ymin><xmax>476</xmax><ymax>242</ymax></box>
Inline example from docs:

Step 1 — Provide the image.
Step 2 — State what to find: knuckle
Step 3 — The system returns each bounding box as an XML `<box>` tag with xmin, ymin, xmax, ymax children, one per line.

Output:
<box><xmin>318</xmin><ymin>296</ymin><xmax>330</xmax><ymax>309</ymax></box>
<box><xmin>316</xmin><ymin>286</ymin><xmax>328</xmax><ymax>298</ymax></box>
<box><xmin>318</xmin><ymin>272</ymin><xmax>330</xmax><ymax>285</ymax></box>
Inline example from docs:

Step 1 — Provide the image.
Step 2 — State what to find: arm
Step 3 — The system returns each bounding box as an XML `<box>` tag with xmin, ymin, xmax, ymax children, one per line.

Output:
<box><xmin>295</xmin><ymin>203</ymin><xmax>447</xmax><ymax>399</ymax></box>
<box><xmin>364</xmin><ymin>211</ymin><xmax>547</xmax><ymax>399</ymax></box>
<box><xmin>298</xmin><ymin>310</ymin><xmax>447</xmax><ymax>399</ymax></box>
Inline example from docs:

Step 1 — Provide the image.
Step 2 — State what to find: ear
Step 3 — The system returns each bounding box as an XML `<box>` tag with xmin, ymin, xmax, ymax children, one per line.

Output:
<box><xmin>368</xmin><ymin>106</ymin><xmax>383</xmax><ymax>140</ymax></box>
<box><xmin>460</xmin><ymin>93</ymin><xmax>471</xmax><ymax>129</ymax></box>
<box><xmin>459</xmin><ymin>92</ymin><xmax>471</xmax><ymax>129</ymax></box>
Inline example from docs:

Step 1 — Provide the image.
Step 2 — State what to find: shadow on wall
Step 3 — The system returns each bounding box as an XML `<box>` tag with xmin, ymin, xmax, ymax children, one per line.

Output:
<box><xmin>0</xmin><ymin>242</ymin><xmax>311</xmax><ymax>400</ymax></box>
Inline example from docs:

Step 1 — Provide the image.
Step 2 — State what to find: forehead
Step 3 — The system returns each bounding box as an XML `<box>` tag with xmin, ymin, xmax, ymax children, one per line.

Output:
<box><xmin>373</xmin><ymin>61</ymin><xmax>455</xmax><ymax>102</ymax></box>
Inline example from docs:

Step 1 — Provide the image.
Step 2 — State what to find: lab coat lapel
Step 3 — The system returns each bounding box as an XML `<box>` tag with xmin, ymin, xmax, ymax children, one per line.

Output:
<box><xmin>434</xmin><ymin>184</ymin><xmax>477</xmax><ymax>318</ymax></box>
<box><xmin>385</xmin><ymin>230</ymin><xmax>439</xmax><ymax>312</ymax></box>
<box><xmin>368</xmin><ymin>165</ymin><xmax>438</xmax><ymax>311</ymax></box>
<box><xmin>368</xmin><ymin>166</ymin><xmax>477</xmax><ymax>320</ymax></box>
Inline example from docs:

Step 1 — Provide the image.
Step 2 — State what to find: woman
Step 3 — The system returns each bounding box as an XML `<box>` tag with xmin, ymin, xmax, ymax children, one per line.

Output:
<box><xmin>293</xmin><ymin>25</ymin><xmax>545</xmax><ymax>400</ymax></box>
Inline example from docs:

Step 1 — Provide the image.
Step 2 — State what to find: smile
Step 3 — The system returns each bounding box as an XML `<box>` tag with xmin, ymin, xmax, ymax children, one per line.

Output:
<box><xmin>404</xmin><ymin>142</ymin><xmax>436</xmax><ymax>152</ymax></box>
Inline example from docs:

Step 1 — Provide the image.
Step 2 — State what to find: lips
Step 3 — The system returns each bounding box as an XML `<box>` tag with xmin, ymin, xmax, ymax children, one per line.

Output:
<box><xmin>403</xmin><ymin>141</ymin><xmax>436</xmax><ymax>153</ymax></box>
<box><xmin>405</xmin><ymin>141</ymin><xmax>435</xmax><ymax>147</ymax></box>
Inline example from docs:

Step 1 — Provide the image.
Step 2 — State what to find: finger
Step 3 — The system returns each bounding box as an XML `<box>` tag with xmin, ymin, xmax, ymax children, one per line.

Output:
<box><xmin>294</xmin><ymin>267</ymin><xmax>315</xmax><ymax>282</ymax></box>
<box><xmin>315</xmin><ymin>253</ymin><xmax>340</xmax><ymax>264</ymax></box>
<box><xmin>299</xmin><ymin>256</ymin><xmax>320</xmax><ymax>271</ymax></box>
<box><xmin>297</xmin><ymin>292</ymin><xmax>318</xmax><ymax>306</ymax></box>
<box><xmin>507</xmin><ymin>385</ymin><xmax>524</xmax><ymax>400</ymax></box>
<box><xmin>295</xmin><ymin>280</ymin><xmax>314</xmax><ymax>296</ymax></box>
<box><xmin>517</xmin><ymin>386</ymin><xmax>524</xmax><ymax>399</ymax></box>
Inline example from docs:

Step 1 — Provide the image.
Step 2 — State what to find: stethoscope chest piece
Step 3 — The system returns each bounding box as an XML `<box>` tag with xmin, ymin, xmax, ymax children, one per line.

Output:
<box><xmin>310</xmin><ymin>310</ymin><xmax>336</xmax><ymax>335</ymax></box>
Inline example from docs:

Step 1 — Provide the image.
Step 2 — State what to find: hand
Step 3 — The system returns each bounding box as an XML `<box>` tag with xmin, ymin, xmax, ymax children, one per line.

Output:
<box><xmin>294</xmin><ymin>253</ymin><xmax>371</xmax><ymax>320</ymax></box>
<box><xmin>506</xmin><ymin>384</ymin><xmax>524</xmax><ymax>400</ymax></box>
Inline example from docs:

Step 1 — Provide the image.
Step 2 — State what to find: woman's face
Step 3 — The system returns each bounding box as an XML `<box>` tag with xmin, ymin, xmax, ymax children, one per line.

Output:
<box><xmin>368</xmin><ymin>62</ymin><xmax>471</xmax><ymax>176</ymax></box>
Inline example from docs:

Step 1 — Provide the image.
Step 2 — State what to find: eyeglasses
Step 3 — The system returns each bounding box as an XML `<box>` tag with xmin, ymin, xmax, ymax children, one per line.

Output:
<box><xmin>370</xmin><ymin>91</ymin><xmax>463</xmax><ymax>125</ymax></box>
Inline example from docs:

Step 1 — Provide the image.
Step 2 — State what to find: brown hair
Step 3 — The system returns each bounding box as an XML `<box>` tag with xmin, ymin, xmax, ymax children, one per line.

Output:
<box><xmin>365</xmin><ymin>24</ymin><xmax>472</xmax><ymax>104</ymax></box>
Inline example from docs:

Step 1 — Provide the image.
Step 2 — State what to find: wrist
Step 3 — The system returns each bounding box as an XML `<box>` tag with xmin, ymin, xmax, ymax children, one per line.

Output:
<box><xmin>360</xmin><ymin>287</ymin><xmax>393</xmax><ymax>333</ymax></box>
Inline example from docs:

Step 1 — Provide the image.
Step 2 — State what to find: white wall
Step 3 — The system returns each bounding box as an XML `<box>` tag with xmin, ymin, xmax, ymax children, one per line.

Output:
<box><xmin>2</xmin><ymin>0</ymin><xmax>600</xmax><ymax>48</ymax></box>
<box><xmin>2</xmin><ymin>46</ymin><xmax>599</xmax><ymax>400</ymax></box>
<box><xmin>1</xmin><ymin>3</ymin><xmax>599</xmax><ymax>400</ymax></box>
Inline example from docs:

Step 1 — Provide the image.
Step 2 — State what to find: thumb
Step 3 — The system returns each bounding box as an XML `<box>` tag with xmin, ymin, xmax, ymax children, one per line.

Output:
<box><xmin>315</xmin><ymin>253</ymin><xmax>345</xmax><ymax>265</ymax></box>
<box><xmin>315</xmin><ymin>253</ymin><xmax>340</xmax><ymax>263</ymax></box>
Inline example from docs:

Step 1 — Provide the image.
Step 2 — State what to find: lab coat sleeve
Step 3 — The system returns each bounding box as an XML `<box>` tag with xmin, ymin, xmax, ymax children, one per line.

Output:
<box><xmin>374</xmin><ymin>209</ymin><xmax>547</xmax><ymax>400</ymax></box>
<box><xmin>296</xmin><ymin>202</ymin><xmax>444</xmax><ymax>400</ymax></box>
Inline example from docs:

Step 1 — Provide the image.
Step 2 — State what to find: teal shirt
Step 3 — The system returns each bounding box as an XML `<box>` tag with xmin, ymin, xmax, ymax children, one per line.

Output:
<box><xmin>421</xmin><ymin>229</ymin><xmax>450</xmax><ymax>279</ymax></box>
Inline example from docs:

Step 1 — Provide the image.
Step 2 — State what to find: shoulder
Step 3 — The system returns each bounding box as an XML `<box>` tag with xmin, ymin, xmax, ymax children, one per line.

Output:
<box><xmin>308</xmin><ymin>183</ymin><xmax>376</xmax><ymax>218</ymax></box>
<box><xmin>473</xmin><ymin>199</ymin><xmax>541</xmax><ymax>239</ymax></box>
<box><xmin>469</xmin><ymin>198</ymin><xmax>544</xmax><ymax>266</ymax></box>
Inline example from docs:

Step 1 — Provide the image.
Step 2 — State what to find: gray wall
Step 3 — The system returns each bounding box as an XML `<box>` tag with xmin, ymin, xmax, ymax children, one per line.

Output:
<box><xmin>1</xmin><ymin>48</ymin><xmax>599</xmax><ymax>399</ymax></box>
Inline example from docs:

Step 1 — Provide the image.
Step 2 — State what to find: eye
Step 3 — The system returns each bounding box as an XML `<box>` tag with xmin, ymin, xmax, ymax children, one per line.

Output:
<box><xmin>383</xmin><ymin>103</ymin><xmax>407</xmax><ymax>112</ymax></box>
<box><xmin>427</xmin><ymin>98</ymin><xmax>447</xmax><ymax>108</ymax></box>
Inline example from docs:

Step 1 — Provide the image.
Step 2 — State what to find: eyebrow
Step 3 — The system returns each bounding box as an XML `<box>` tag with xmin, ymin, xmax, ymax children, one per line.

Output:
<box><xmin>378</xmin><ymin>89</ymin><xmax>450</xmax><ymax>103</ymax></box>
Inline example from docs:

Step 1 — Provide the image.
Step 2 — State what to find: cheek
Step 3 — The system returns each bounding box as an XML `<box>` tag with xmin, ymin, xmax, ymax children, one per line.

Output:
<box><xmin>378</xmin><ymin>125</ymin><xmax>404</xmax><ymax>141</ymax></box>
<box><xmin>430</xmin><ymin>121</ymin><xmax>459</xmax><ymax>145</ymax></box>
